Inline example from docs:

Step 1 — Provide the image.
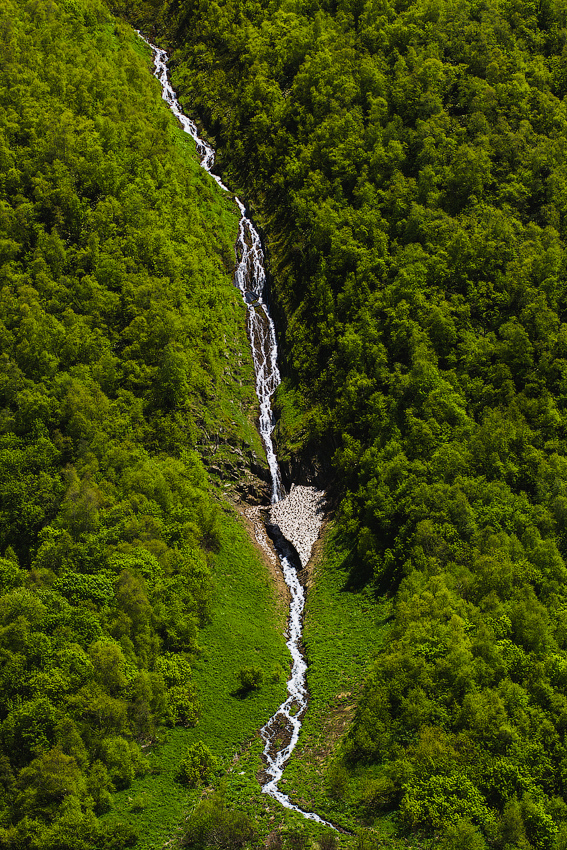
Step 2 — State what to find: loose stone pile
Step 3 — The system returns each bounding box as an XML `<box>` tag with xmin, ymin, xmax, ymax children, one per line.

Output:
<box><xmin>270</xmin><ymin>485</ymin><xmax>326</xmax><ymax>567</ymax></box>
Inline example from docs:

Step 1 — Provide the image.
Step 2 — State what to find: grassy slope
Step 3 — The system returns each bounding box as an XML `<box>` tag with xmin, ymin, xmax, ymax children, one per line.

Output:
<box><xmin>283</xmin><ymin>529</ymin><xmax>386</xmax><ymax>823</ymax></box>
<box><xmin>282</xmin><ymin>528</ymin><xmax>435</xmax><ymax>849</ymax></box>
<box><xmin>104</xmin><ymin>505</ymin><xmax>290</xmax><ymax>849</ymax></box>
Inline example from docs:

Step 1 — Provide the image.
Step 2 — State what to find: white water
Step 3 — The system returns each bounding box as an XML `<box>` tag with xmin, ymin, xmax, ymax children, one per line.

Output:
<box><xmin>143</xmin><ymin>36</ymin><xmax>332</xmax><ymax>826</ymax></box>
<box><xmin>233</xmin><ymin>196</ymin><xmax>286</xmax><ymax>504</ymax></box>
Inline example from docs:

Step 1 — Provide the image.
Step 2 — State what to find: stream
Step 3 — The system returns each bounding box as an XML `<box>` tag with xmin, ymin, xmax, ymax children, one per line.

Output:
<box><xmin>143</xmin><ymin>36</ymin><xmax>333</xmax><ymax>827</ymax></box>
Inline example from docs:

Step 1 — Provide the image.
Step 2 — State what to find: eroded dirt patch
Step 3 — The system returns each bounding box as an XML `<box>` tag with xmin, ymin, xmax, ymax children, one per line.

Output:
<box><xmin>235</xmin><ymin>501</ymin><xmax>290</xmax><ymax>625</ymax></box>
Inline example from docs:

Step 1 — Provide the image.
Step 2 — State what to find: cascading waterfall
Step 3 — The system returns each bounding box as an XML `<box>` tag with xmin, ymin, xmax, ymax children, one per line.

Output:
<box><xmin>142</xmin><ymin>36</ymin><xmax>332</xmax><ymax>827</ymax></box>
<box><xmin>233</xmin><ymin>197</ymin><xmax>286</xmax><ymax>504</ymax></box>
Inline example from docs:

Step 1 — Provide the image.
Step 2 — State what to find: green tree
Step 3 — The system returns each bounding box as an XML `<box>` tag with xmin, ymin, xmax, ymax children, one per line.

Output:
<box><xmin>176</xmin><ymin>742</ymin><xmax>217</xmax><ymax>788</ymax></box>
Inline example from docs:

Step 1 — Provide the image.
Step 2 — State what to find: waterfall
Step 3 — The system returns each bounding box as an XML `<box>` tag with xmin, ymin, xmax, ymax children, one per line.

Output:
<box><xmin>142</xmin><ymin>35</ymin><xmax>332</xmax><ymax>827</ymax></box>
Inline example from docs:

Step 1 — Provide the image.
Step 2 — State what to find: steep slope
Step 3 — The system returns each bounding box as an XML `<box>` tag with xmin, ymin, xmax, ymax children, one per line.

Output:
<box><xmin>0</xmin><ymin>2</ymin><xmax>289</xmax><ymax>848</ymax></box>
<box><xmin>124</xmin><ymin>0</ymin><xmax>567</xmax><ymax>847</ymax></box>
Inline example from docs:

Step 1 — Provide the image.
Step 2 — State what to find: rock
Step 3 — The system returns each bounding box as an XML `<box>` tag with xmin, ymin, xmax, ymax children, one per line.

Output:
<box><xmin>265</xmin><ymin>521</ymin><xmax>302</xmax><ymax>569</ymax></box>
<box><xmin>269</xmin><ymin>485</ymin><xmax>326</xmax><ymax>567</ymax></box>
<box><xmin>235</xmin><ymin>478</ymin><xmax>271</xmax><ymax>504</ymax></box>
<box><xmin>250</xmin><ymin>460</ymin><xmax>271</xmax><ymax>482</ymax></box>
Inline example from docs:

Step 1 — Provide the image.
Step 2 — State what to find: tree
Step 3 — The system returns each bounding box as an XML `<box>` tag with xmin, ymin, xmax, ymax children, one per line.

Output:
<box><xmin>176</xmin><ymin>742</ymin><xmax>217</xmax><ymax>788</ymax></box>
<box><xmin>14</xmin><ymin>747</ymin><xmax>85</xmax><ymax>822</ymax></box>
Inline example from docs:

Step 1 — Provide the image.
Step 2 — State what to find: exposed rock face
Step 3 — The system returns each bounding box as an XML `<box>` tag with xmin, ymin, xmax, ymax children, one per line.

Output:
<box><xmin>269</xmin><ymin>485</ymin><xmax>326</xmax><ymax>567</ymax></box>
<box><xmin>278</xmin><ymin>450</ymin><xmax>332</xmax><ymax>491</ymax></box>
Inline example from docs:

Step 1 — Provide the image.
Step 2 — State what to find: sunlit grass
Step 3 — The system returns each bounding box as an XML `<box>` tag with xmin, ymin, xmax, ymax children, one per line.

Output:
<box><xmin>105</xmin><ymin>507</ymin><xmax>289</xmax><ymax>847</ymax></box>
<box><xmin>283</xmin><ymin>523</ymin><xmax>390</xmax><ymax>831</ymax></box>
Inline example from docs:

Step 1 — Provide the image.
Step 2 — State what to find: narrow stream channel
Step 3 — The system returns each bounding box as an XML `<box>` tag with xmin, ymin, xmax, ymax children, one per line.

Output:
<box><xmin>142</xmin><ymin>36</ymin><xmax>333</xmax><ymax>827</ymax></box>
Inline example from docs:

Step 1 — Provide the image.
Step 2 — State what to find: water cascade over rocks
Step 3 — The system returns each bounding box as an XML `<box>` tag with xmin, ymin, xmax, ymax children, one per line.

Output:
<box><xmin>143</xmin><ymin>37</ymin><xmax>331</xmax><ymax>826</ymax></box>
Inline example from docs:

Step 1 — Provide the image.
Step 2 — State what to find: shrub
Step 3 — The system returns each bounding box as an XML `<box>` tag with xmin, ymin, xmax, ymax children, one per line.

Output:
<box><xmin>361</xmin><ymin>774</ymin><xmax>397</xmax><ymax>812</ymax></box>
<box><xmin>319</xmin><ymin>832</ymin><xmax>338</xmax><ymax>850</ymax></box>
<box><xmin>441</xmin><ymin>819</ymin><xmax>487</xmax><ymax>850</ymax></box>
<box><xmin>266</xmin><ymin>833</ymin><xmax>283</xmax><ymax>850</ymax></box>
<box><xmin>182</xmin><ymin>790</ymin><xmax>256</xmax><ymax>849</ymax></box>
<box><xmin>177</xmin><ymin>742</ymin><xmax>217</xmax><ymax>788</ymax></box>
<box><xmin>101</xmin><ymin>738</ymin><xmax>146</xmax><ymax>790</ymax></box>
<box><xmin>400</xmin><ymin>773</ymin><xmax>490</xmax><ymax>831</ymax></box>
<box><xmin>269</xmin><ymin>664</ymin><xmax>286</xmax><ymax>684</ymax></box>
<box><xmin>155</xmin><ymin>653</ymin><xmax>193</xmax><ymax>687</ymax></box>
<box><xmin>129</xmin><ymin>793</ymin><xmax>149</xmax><ymax>813</ymax></box>
<box><xmin>87</xmin><ymin>760</ymin><xmax>112</xmax><ymax>815</ymax></box>
<box><xmin>325</xmin><ymin>759</ymin><xmax>349</xmax><ymax>800</ymax></box>
<box><xmin>285</xmin><ymin>828</ymin><xmax>308</xmax><ymax>850</ymax></box>
<box><xmin>237</xmin><ymin>666</ymin><xmax>264</xmax><ymax>693</ymax></box>
<box><xmin>165</xmin><ymin>685</ymin><xmax>200</xmax><ymax>726</ymax></box>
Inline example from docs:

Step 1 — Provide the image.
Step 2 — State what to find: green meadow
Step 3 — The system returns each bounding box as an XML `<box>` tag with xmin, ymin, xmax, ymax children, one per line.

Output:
<box><xmin>283</xmin><ymin>527</ymin><xmax>388</xmax><ymax>832</ymax></box>
<box><xmin>105</xmin><ymin>505</ymin><xmax>289</xmax><ymax>848</ymax></box>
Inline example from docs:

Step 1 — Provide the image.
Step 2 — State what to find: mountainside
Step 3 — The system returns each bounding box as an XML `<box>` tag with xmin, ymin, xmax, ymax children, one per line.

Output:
<box><xmin>6</xmin><ymin>0</ymin><xmax>567</xmax><ymax>848</ymax></box>
<box><xmin>115</xmin><ymin>0</ymin><xmax>567</xmax><ymax>847</ymax></box>
<box><xmin>0</xmin><ymin>2</ymin><xmax>291</xmax><ymax>848</ymax></box>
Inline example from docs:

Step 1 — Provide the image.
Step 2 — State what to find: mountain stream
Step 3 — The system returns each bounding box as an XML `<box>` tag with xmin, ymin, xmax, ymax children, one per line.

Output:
<box><xmin>143</xmin><ymin>37</ymin><xmax>332</xmax><ymax>827</ymax></box>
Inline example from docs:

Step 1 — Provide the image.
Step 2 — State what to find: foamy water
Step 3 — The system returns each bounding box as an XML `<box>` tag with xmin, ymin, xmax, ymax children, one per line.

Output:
<box><xmin>142</xmin><ymin>34</ymin><xmax>330</xmax><ymax>826</ymax></box>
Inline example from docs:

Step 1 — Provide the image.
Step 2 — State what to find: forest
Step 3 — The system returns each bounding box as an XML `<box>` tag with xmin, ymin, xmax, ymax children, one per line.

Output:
<box><xmin>116</xmin><ymin>0</ymin><xmax>567</xmax><ymax>847</ymax></box>
<box><xmin>0</xmin><ymin>1</ymin><xmax>282</xmax><ymax>847</ymax></box>
<box><xmin>4</xmin><ymin>0</ymin><xmax>567</xmax><ymax>848</ymax></box>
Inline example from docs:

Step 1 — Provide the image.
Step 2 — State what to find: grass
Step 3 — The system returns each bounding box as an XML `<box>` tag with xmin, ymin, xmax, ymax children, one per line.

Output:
<box><xmin>280</xmin><ymin>527</ymin><xmax>440</xmax><ymax>850</ymax></box>
<box><xmin>104</xmin><ymin>506</ymin><xmax>290</xmax><ymax>849</ymax></box>
<box><xmin>281</xmin><ymin>523</ymin><xmax>390</xmax><ymax>833</ymax></box>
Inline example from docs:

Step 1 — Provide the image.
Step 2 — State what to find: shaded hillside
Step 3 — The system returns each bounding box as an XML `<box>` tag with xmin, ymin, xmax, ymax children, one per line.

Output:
<box><xmin>126</xmin><ymin>0</ymin><xmax>567</xmax><ymax>846</ymax></box>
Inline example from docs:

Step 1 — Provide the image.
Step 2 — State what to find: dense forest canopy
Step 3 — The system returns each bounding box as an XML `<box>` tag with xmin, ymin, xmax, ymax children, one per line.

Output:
<box><xmin>4</xmin><ymin>0</ymin><xmax>567</xmax><ymax>846</ymax></box>
<box><xmin>0</xmin><ymin>1</ymin><xmax>261</xmax><ymax>847</ymax></box>
<box><xmin>115</xmin><ymin>0</ymin><xmax>567</xmax><ymax>845</ymax></box>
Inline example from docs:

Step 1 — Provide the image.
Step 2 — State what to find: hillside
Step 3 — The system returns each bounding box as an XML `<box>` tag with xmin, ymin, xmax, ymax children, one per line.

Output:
<box><xmin>114</xmin><ymin>0</ymin><xmax>567</xmax><ymax>847</ymax></box>
<box><xmin>0</xmin><ymin>2</ymin><xmax>291</xmax><ymax>848</ymax></box>
<box><xmin>6</xmin><ymin>0</ymin><xmax>567</xmax><ymax>848</ymax></box>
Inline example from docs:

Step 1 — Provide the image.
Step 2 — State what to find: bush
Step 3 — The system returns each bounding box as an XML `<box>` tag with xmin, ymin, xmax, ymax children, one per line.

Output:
<box><xmin>129</xmin><ymin>793</ymin><xmax>149</xmax><ymax>813</ymax></box>
<box><xmin>361</xmin><ymin>774</ymin><xmax>397</xmax><ymax>812</ymax></box>
<box><xmin>284</xmin><ymin>828</ymin><xmax>308</xmax><ymax>850</ymax></box>
<box><xmin>87</xmin><ymin>761</ymin><xmax>113</xmax><ymax>815</ymax></box>
<box><xmin>400</xmin><ymin>773</ymin><xmax>490</xmax><ymax>831</ymax></box>
<box><xmin>165</xmin><ymin>685</ymin><xmax>200</xmax><ymax>727</ymax></box>
<box><xmin>237</xmin><ymin>666</ymin><xmax>264</xmax><ymax>693</ymax></box>
<box><xmin>355</xmin><ymin>830</ymin><xmax>375</xmax><ymax>850</ymax></box>
<box><xmin>269</xmin><ymin>664</ymin><xmax>286</xmax><ymax>684</ymax></box>
<box><xmin>325</xmin><ymin>759</ymin><xmax>349</xmax><ymax>800</ymax></box>
<box><xmin>177</xmin><ymin>742</ymin><xmax>217</xmax><ymax>788</ymax></box>
<box><xmin>441</xmin><ymin>819</ymin><xmax>487</xmax><ymax>850</ymax></box>
<box><xmin>319</xmin><ymin>832</ymin><xmax>338</xmax><ymax>850</ymax></box>
<box><xmin>266</xmin><ymin>833</ymin><xmax>283</xmax><ymax>850</ymax></box>
<box><xmin>101</xmin><ymin>738</ymin><xmax>146</xmax><ymax>790</ymax></box>
<box><xmin>556</xmin><ymin>823</ymin><xmax>567</xmax><ymax>850</ymax></box>
<box><xmin>182</xmin><ymin>790</ymin><xmax>256</xmax><ymax>849</ymax></box>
